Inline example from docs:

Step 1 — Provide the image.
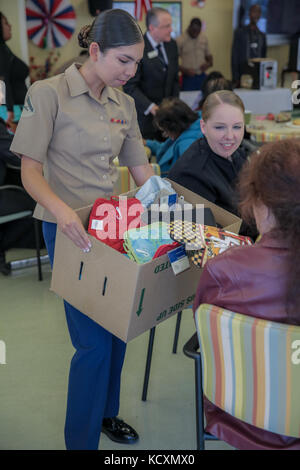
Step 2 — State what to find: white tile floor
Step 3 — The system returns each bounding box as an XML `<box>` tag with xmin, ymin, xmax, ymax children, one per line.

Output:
<box><xmin>0</xmin><ymin>248</ymin><xmax>233</xmax><ymax>450</ymax></box>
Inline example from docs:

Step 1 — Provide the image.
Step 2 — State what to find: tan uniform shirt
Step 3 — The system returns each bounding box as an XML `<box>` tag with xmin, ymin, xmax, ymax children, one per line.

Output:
<box><xmin>176</xmin><ymin>31</ymin><xmax>211</xmax><ymax>72</ymax></box>
<box><xmin>10</xmin><ymin>63</ymin><xmax>148</xmax><ymax>222</ymax></box>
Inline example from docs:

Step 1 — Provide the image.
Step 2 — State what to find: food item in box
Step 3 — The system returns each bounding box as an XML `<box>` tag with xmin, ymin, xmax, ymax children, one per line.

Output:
<box><xmin>292</xmin><ymin>118</ymin><xmax>300</xmax><ymax>126</ymax></box>
<box><xmin>202</xmin><ymin>226</ymin><xmax>252</xmax><ymax>263</ymax></box>
<box><xmin>167</xmin><ymin>221</ymin><xmax>253</xmax><ymax>268</ymax></box>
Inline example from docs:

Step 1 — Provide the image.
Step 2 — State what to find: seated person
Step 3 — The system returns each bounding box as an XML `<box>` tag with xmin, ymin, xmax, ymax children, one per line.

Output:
<box><xmin>197</xmin><ymin>77</ymin><xmax>233</xmax><ymax>110</ymax></box>
<box><xmin>145</xmin><ymin>97</ymin><xmax>202</xmax><ymax>175</ymax></box>
<box><xmin>193</xmin><ymin>138</ymin><xmax>300</xmax><ymax>450</ymax></box>
<box><xmin>168</xmin><ymin>90</ymin><xmax>247</xmax><ymax>215</ymax></box>
<box><xmin>0</xmin><ymin>117</ymin><xmax>20</xmax><ymax>183</ymax></box>
<box><xmin>0</xmin><ymin>117</ymin><xmax>43</xmax><ymax>275</ymax></box>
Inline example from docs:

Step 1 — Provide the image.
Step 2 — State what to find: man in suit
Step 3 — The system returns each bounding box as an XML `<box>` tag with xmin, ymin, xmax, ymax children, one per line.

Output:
<box><xmin>123</xmin><ymin>7</ymin><xmax>180</xmax><ymax>140</ymax></box>
<box><xmin>231</xmin><ymin>4</ymin><xmax>267</xmax><ymax>88</ymax></box>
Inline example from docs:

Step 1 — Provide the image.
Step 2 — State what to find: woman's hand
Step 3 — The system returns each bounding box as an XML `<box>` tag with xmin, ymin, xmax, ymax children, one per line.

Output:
<box><xmin>21</xmin><ymin>155</ymin><xmax>91</xmax><ymax>252</ymax></box>
<box><xmin>56</xmin><ymin>205</ymin><xmax>92</xmax><ymax>252</ymax></box>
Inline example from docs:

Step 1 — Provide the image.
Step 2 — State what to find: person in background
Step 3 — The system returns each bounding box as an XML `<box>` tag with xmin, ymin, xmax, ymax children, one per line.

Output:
<box><xmin>145</xmin><ymin>97</ymin><xmax>203</xmax><ymax>175</ymax></box>
<box><xmin>0</xmin><ymin>12</ymin><xmax>29</xmax><ymax>128</ymax></box>
<box><xmin>0</xmin><ymin>117</ymin><xmax>42</xmax><ymax>275</ymax></box>
<box><xmin>11</xmin><ymin>9</ymin><xmax>154</xmax><ymax>450</ymax></box>
<box><xmin>176</xmin><ymin>17</ymin><xmax>213</xmax><ymax>91</ymax></box>
<box><xmin>123</xmin><ymin>7</ymin><xmax>179</xmax><ymax>140</ymax></box>
<box><xmin>231</xmin><ymin>3</ymin><xmax>267</xmax><ymax>88</ymax></box>
<box><xmin>168</xmin><ymin>90</ymin><xmax>247</xmax><ymax>216</ymax></box>
<box><xmin>193</xmin><ymin>139</ymin><xmax>300</xmax><ymax>450</ymax></box>
<box><xmin>197</xmin><ymin>76</ymin><xmax>233</xmax><ymax>110</ymax></box>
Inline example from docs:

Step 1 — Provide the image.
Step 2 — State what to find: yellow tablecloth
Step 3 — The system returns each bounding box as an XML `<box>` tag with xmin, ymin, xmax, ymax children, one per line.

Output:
<box><xmin>246</xmin><ymin>115</ymin><xmax>300</xmax><ymax>142</ymax></box>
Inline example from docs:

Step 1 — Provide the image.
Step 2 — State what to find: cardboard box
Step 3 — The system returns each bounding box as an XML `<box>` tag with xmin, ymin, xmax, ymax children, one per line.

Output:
<box><xmin>50</xmin><ymin>181</ymin><xmax>242</xmax><ymax>342</ymax></box>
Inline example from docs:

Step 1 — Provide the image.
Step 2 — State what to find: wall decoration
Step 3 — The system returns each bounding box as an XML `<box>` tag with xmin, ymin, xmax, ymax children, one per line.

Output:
<box><xmin>26</xmin><ymin>0</ymin><xmax>76</xmax><ymax>49</ymax></box>
<box><xmin>29</xmin><ymin>50</ymin><xmax>61</xmax><ymax>82</ymax></box>
<box><xmin>134</xmin><ymin>0</ymin><xmax>152</xmax><ymax>20</ymax></box>
<box><xmin>191</xmin><ymin>0</ymin><xmax>206</xmax><ymax>7</ymax></box>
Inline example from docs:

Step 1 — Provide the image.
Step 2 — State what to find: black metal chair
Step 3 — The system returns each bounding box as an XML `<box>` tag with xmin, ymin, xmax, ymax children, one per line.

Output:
<box><xmin>183</xmin><ymin>332</ymin><xmax>218</xmax><ymax>450</ymax></box>
<box><xmin>0</xmin><ymin>184</ymin><xmax>43</xmax><ymax>281</ymax></box>
<box><xmin>142</xmin><ymin>310</ymin><xmax>183</xmax><ymax>401</ymax></box>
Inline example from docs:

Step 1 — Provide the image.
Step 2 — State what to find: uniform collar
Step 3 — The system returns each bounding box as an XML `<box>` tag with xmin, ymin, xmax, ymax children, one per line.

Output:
<box><xmin>64</xmin><ymin>63</ymin><xmax>120</xmax><ymax>105</ymax></box>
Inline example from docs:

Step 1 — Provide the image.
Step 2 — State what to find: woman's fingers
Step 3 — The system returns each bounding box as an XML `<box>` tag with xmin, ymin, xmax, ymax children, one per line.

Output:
<box><xmin>58</xmin><ymin>209</ymin><xmax>92</xmax><ymax>252</ymax></box>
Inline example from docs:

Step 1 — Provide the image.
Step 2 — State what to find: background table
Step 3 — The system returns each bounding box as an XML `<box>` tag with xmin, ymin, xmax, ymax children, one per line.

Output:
<box><xmin>234</xmin><ymin>88</ymin><xmax>292</xmax><ymax>114</ymax></box>
<box><xmin>246</xmin><ymin>113</ymin><xmax>300</xmax><ymax>142</ymax></box>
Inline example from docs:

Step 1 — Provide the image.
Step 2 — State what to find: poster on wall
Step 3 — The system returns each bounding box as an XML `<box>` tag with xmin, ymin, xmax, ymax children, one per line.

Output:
<box><xmin>112</xmin><ymin>1</ymin><xmax>182</xmax><ymax>37</ymax></box>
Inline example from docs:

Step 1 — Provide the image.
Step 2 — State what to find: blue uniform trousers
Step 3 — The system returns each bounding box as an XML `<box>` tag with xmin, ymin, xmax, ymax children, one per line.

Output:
<box><xmin>181</xmin><ymin>73</ymin><xmax>207</xmax><ymax>91</ymax></box>
<box><xmin>42</xmin><ymin>221</ymin><xmax>126</xmax><ymax>450</ymax></box>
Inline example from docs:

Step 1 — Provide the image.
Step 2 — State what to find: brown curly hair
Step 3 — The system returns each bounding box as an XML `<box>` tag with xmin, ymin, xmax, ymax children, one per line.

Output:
<box><xmin>238</xmin><ymin>139</ymin><xmax>300</xmax><ymax>323</ymax></box>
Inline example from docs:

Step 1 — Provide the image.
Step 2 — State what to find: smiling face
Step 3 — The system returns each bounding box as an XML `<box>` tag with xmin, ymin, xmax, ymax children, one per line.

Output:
<box><xmin>92</xmin><ymin>41</ymin><xmax>144</xmax><ymax>88</ymax></box>
<box><xmin>200</xmin><ymin>103</ymin><xmax>244</xmax><ymax>159</ymax></box>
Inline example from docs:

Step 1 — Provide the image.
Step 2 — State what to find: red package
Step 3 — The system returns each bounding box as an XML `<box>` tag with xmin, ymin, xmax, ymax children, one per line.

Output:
<box><xmin>88</xmin><ymin>196</ymin><xmax>145</xmax><ymax>253</ymax></box>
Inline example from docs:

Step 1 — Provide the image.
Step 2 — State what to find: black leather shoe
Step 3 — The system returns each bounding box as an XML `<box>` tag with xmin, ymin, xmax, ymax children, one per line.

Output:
<box><xmin>0</xmin><ymin>260</ymin><xmax>11</xmax><ymax>276</ymax></box>
<box><xmin>102</xmin><ymin>417</ymin><xmax>139</xmax><ymax>444</ymax></box>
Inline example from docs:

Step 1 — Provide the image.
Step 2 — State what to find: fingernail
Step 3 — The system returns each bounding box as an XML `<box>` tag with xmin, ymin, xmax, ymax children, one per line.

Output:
<box><xmin>83</xmin><ymin>247</ymin><xmax>90</xmax><ymax>253</ymax></box>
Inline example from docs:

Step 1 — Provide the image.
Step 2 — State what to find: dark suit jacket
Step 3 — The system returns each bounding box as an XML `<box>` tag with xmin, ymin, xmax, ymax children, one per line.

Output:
<box><xmin>231</xmin><ymin>25</ymin><xmax>267</xmax><ymax>83</ymax></box>
<box><xmin>168</xmin><ymin>138</ymin><xmax>247</xmax><ymax>215</ymax></box>
<box><xmin>123</xmin><ymin>34</ymin><xmax>179</xmax><ymax>139</ymax></box>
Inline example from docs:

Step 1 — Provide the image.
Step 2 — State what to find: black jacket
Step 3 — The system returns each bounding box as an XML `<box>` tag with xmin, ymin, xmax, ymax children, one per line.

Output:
<box><xmin>0</xmin><ymin>43</ymin><xmax>29</xmax><ymax>111</ymax></box>
<box><xmin>168</xmin><ymin>137</ymin><xmax>248</xmax><ymax>215</ymax></box>
<box><xmin>231</xmin><ymin>25</ymin><xmax>267</xmax><ymax>83</ymax></box>
<box><xmin>123</xmin><ymin>34</ymin><xmax>179</xmax><ymax>139</ymax></box>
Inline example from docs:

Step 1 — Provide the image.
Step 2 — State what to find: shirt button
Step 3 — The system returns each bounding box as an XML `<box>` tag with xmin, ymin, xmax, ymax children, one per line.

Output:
<box><xmin>100</xmin><ymin>116</ymin><xmax>104</xmax><ymax>120</ymax></box>
<box><xmin>103</xmin><ymin>174</ymin><xmax>107</xmax><ymax>179</ymax></box>
<box><xmin>103</xmin><ymin>136</ymin><xmax>107</xmax><ymax>141</ymax></box>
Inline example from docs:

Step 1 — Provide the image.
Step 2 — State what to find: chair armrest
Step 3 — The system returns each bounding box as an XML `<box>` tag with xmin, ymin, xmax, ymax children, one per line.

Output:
<box><xmin>183</xmin><ymin>332</ymin><xmax>200</xmax><ymax>360</ymax></box>
<box><xmin>6</xmin><ymin>163</ymin><xmax>21</xmax><ymax>170</ymax></box>
<box><xmin>0</xmin><ymin>184</ymin><xmax>26</xmax><ymax>192</ymax></box>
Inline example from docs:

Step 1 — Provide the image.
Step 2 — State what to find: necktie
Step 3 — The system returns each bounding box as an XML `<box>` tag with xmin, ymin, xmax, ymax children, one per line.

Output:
<box><xmin>156</xmin><ymin>44</ymin><xmax>167</xmax><ymax>68</ymax></box>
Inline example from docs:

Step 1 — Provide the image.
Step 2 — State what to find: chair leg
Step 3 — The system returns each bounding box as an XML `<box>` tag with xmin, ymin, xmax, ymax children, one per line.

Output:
<box><xmin>142</xmin><ymin>326</ymin><xmax>156</xmax><ymax>401</ymax></box>
<box><xmin>34</xmin><ymin>218</ymin><xmax>42</xmax><ymax>281</ymax></box>
<box><xmin>195</xmin><ymin>356</ymin><xmax>205</xmax><ymax>450</ymax></box>
<box><xmin>172</xmin><ymin>311</ymin><xmax>182</xmax><ymax>354</ymax></box>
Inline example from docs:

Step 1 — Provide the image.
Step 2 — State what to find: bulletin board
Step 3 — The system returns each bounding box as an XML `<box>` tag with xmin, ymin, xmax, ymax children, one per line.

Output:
<box><xmin>112</xmin><ymin>1</ymin><xmax>182</xmax><ymax>37</ymax></box>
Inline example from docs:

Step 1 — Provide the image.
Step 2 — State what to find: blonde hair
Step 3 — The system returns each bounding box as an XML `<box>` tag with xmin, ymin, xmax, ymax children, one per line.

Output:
<box><xmin>202</xmin><ymin>90</ymin><xmax>245</xmax><ymax>121</ymax></box>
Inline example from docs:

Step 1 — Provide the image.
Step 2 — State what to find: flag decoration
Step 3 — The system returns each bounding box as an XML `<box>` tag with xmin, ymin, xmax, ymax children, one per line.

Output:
<box><xmin>26</xmin><ymin>0</ymin><xmax>76</xmax><ymax>49</ymax></box>
<box><xmin>134</xmin><ymin>0</ymin><xmax>152</xmax><ymax>21</ymax></box>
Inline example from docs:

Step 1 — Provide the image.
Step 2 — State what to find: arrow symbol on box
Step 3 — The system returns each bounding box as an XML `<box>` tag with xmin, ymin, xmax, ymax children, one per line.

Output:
<box><xmin>136</xmin><ymin>288</ymin><xmax>145</xmax><ymax>317</ymax></box>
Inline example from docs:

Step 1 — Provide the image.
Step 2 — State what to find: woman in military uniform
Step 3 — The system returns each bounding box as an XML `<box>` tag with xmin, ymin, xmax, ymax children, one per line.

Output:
<box><xmin>11</xmin><ymin>9</ymin><xmax>154</xmax><ymax>450</ymax></box>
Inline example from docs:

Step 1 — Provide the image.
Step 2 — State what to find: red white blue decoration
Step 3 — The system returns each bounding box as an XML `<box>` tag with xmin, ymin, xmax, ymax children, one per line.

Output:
<box><xmin>134</xmin><ymin>0</ymin><xmax>152</xmax><ymax>21</ymax></box>
<box><xmin>26</xmin><ymin>0</ymin><xmax>76</xmax><ymax>49</ymax></box>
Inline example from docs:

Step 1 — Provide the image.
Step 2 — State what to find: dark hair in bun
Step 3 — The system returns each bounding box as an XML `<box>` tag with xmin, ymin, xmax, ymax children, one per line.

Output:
<box><xmin>78</xmin><ymin>9</ymin><xmax>143</xmax><ymax>53</ymax></box>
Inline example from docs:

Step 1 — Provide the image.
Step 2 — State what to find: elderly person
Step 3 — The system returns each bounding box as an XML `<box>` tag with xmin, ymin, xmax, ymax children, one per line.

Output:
<box><xmin>193</xmin><ymin>139</ymin><xmax>300</xmax><ymax>450</ymax></box>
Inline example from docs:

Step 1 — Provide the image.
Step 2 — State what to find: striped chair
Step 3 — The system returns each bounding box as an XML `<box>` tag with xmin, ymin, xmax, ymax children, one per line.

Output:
<box><xmin>183</xmin><ymin>303</ymin><xmax>300</xmax><ymax>449</ymax></box>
